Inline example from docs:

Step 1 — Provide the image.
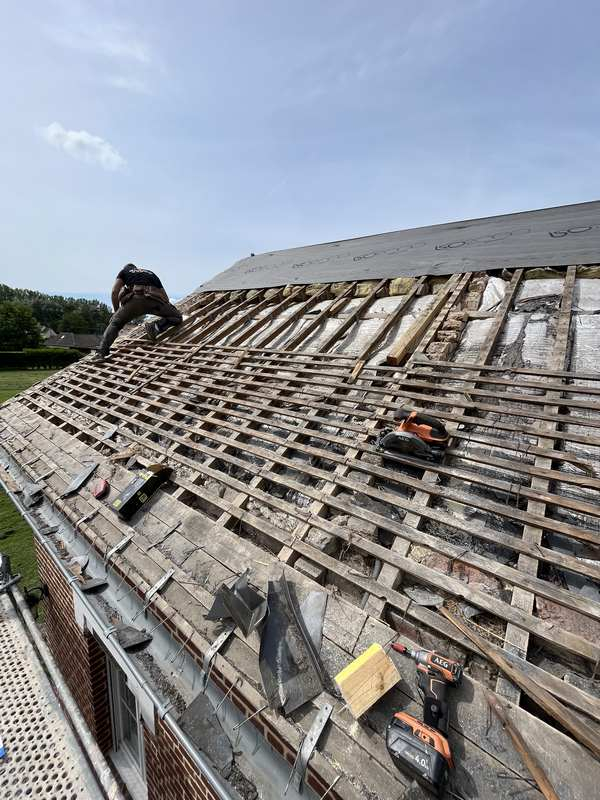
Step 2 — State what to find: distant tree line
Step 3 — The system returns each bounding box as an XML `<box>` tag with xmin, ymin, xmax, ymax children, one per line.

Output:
<box><xmin>0</xmin><ymin>284</ymin><xmax>111</xmax><ymax>333</ymax></box>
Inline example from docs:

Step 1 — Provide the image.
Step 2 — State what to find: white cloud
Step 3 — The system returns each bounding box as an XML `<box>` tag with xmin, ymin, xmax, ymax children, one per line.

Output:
<box><xmin>40</xmin><ymin>122</ymin><xmax>126</xmax><ymax>171</ymax></box>
<box><xmin>108</xmin><ymin>75</ymin><xmax>150</xmax><ymax>94</ymax></box>
<box><xmin>49</xmin><ymin>20</ymin><xmax>151</xmax><ymax>64</ymax></box>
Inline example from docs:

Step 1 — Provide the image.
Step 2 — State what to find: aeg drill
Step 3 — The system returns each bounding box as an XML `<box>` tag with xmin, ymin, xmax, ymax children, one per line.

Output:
<box><xmin>386</xmin><ymin>643</ymin><xmax>463</xmax><ymax>795</ymax></box>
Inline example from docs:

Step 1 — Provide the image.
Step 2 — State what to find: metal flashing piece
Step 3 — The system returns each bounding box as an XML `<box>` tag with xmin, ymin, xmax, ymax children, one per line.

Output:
<box><xmin>115</xmin><ymin>624</ymin><xmax>153</xmax><ymax>652</ymax></box>
<box><xmin>60</xmin><ymin>462</ymin><xmax>98</xmax><ymax>498</ymax></box>
<box><xmin>284</xmin><ymin>702</ymin><xmax>333</xmax><ymax>794</ymax></box>
<box><xmin>104</xmin><ymin>532</ymin><xmax>134</xmax><ymax>565</ymax></box>
<box><xmin>38</xmin><ymin>524</ymin><xmax>60</xmax><ymax>536</ymax></box>
<box><xmin>259</xmin><ymin>574</ymin><xmax>326</xmax><ymax>716</ymax></box>
<box><xmin>74</xmin><ymin>509</ymin><xmax>98</xmax><ymax>531</ymax></box>
<box><xmin>206</xmin><ymin>570</ymin><xmax>267</xmax><ymax>637</ymax></box>
<box><xmin>79</xmin><ymin>578</ymin><xmax>109</xmax><ymax>594</ymax></box>
<box><xmin>23</xmin><ymin>483</ymin><xmax>43</xmax><ymax>508</ymax></box>
<box><xmin>202</xmin><ymin>627</ymin><xmax>234</xmax><ymax>690</ymax></box>
<box><xmin>281</xmin><ymin>572</ymin><xmax>327</xmax><ymax>687</ymax></box>
<box><xmin>299</xmin><ymin>590</ymin><xmax>327</xmax><ymax>653</ymax></box>
<box><xmin>131</xmin><ymin>569</ymin><xmax>175</xmax><ymax>621</ymax></box>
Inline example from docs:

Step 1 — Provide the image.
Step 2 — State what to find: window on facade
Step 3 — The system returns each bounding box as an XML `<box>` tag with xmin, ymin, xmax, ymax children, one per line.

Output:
<box><xmin>108</xmin><ymin>659</ymin><xmax>145</xmax><ymax>778</ymax></box>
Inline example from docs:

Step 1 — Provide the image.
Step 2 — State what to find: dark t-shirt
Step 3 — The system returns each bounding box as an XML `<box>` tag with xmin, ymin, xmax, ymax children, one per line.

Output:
<box><xmin>117</xmin><ymin>264</ymin><xmax>163</xmax><ymax>289</ymax></box>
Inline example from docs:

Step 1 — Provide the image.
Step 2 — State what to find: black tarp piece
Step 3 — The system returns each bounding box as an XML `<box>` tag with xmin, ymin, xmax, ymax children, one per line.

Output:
<box><xmin>198</xmin><ymin>200</ymin><xmax>600</xmax><ymax>291</ymax></box>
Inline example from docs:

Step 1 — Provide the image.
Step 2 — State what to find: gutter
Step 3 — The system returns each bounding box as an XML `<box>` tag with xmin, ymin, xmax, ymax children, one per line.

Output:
<box><xmin>0</xmin><ymin>473</ymin><xmax>241</xmax><ymax>800</ymax></box>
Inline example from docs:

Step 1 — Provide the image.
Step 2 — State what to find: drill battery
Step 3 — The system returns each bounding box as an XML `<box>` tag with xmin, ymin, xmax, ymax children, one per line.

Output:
<box><xmin>386</xmin><ymin>712</ymin><xmax>452</xmax><ymax>796</ymax></box>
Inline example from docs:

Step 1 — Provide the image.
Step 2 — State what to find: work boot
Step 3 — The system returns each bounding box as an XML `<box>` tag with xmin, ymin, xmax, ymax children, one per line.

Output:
<box><xmin>145</xmin><ymin>321</ymin><xmax>158</xmax><ymax>341</ymax></box>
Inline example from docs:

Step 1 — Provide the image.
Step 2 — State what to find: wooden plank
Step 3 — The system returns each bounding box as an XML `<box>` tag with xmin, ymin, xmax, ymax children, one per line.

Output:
<box><xmin>398</xmin><ymin>357</ymin><xmax>600</xmax><ymax>383</ymax></box>
<box><xmin>498</xmin><ymin>265</ymin><xmax>577</xmax><ymax>703</ymax></box>
<box><xmin>441</xmin><ymin>607</ymin><xmax>600</xmax><ymax>762</ymax></box>
<box><xmin>334</xmin><ymin>644</ymin><xmax>400</xmax><ymax>718</ymax></box>
<box><xmin>485</xmin><ymin>690</ymin><xmax>560</xmax><ymax>800</ymax></box>
<box><xmin>349</xmin><ymin>276</ymin><xmax>427</xmax><ymax>379</ymax></box>
<box><xmin>386</xmin><ymin>273</ymin><xmax>462</xmax><ymax>365</ymax></box>
<box><xmin>404</xmin><ymin>364</ymin><xmax>600</xmax><ymax>399</ymax></box>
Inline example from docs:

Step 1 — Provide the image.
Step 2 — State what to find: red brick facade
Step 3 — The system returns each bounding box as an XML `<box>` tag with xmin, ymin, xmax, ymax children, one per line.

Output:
<box><xmin>144</xmin><ymin>717</ymin><xmax>221</xmax><ymax>800</ymax></box>
<box><xmin>35</xmin><ymin>540</ymin><xmax>113</xmax><ymax>753</ymax></box>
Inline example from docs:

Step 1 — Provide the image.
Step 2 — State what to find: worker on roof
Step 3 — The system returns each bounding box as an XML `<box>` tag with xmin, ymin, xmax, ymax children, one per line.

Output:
<box><xmin>92</xmin><ymin>263</ymin><xmax>183</xmax><ymax>361</ymax></box>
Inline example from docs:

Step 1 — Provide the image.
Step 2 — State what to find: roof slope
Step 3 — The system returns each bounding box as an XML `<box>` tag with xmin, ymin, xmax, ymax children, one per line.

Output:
<box><xmin>2</xmin><ymin>266</ymin><xmax>600</xmax><ymax>799</ymax></box>
<box><xmin>199</xmin><ymin>200</ymin><xmax>600</xmax><ymax>290</ymax></box>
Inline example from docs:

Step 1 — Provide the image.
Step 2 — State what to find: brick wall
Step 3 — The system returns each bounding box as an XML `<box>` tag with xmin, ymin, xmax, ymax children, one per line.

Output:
<box><xmin>145</xmin><ymin>716</ymin><xmax>220</xmax><ymax>800</ymax></box>
<box><xmin>35</xmin><ymin>540</ymin><xmax>113</xmax><ymax>753</ymax></box>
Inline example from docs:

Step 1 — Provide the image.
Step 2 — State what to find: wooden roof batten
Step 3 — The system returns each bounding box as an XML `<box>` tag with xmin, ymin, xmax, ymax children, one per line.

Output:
<box><xmin>2</xmin><ymin>264</ymin><xmax>600</xmax><ymax>800</ymax></box>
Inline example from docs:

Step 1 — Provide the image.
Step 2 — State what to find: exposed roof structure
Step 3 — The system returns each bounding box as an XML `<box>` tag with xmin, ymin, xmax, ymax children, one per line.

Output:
<box><xmin>200</xmin><ymin>200</ymin><xmax>600</xmax><ymax>290</ymax></box>
<box><xmin>3</xmin><ymin>209</ymin><xmax>600</xmax><ymax>799</ymax></box>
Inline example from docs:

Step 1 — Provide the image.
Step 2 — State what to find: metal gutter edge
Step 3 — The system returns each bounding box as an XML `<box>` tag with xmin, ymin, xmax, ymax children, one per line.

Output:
<box><xmin>0</xmin><ymin>472</ymin><xmax>242</xmax><ymax>800</ymax></box>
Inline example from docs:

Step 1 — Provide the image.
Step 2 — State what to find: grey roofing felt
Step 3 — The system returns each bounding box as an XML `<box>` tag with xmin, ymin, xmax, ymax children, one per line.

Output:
<box><xmin>198</xmin><ymin>200</ymin><xmax>600</xmax><ymax>291</ymax></box>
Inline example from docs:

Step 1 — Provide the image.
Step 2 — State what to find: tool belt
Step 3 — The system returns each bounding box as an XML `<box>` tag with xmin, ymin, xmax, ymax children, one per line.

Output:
<box><xmin>119</xmin><ymin>284</ymin><xmax>168</xmax><ymax>305</ymax></box>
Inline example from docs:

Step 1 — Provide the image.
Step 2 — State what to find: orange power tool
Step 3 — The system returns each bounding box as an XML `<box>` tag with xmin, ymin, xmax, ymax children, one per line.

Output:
<box><xmin>377</xmin><ymin>410</ymin><xmax>449</xmax><ymax>462</ymax></box>
<box><xmin>386</xmin><ymin>644</ymin><xmax>463</xmax><ymax>795</ymax></box>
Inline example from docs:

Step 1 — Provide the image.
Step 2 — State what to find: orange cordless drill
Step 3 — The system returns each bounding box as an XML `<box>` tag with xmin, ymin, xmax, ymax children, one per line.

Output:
<box><xmin>386</xmin><ymin>643</ymin><xmax>463</xmax><ymax>795</ymax></box>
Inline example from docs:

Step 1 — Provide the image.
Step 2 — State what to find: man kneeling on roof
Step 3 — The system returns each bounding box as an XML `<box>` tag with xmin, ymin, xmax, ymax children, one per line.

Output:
<box><xmin>92</xmin><ymin>263</ymin><xmax>183</xmax><ymax>361</ymax></box>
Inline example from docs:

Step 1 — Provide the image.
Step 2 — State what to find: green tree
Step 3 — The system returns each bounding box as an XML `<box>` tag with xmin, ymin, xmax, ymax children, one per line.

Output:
<box><xmin>0</xmin><ymin>301</ymin><xmax>42</xmax><ymax>350</ymax></box>
<box><xmin>0</xmin><ymin>284</ymin><xmax>111</xmax><ymax>334</ymax></box>
<box><xmin>59</xmin><ymin>309</ymin><xmax>88</xmax><ymax>333</ymax></box>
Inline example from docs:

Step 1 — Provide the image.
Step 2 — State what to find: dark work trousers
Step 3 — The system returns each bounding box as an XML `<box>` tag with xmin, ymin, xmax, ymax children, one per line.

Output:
<box><xmin>99</xmin><ymin>295</ymin><xmax>183</xmax><ymax>355</ymax></box>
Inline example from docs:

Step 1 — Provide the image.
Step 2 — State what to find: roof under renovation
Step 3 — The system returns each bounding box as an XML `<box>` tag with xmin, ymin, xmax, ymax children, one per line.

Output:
<box><xmin>3</xmin><ymin>203</ymin><xmax>600</xmax><ymax>800</ymax></box>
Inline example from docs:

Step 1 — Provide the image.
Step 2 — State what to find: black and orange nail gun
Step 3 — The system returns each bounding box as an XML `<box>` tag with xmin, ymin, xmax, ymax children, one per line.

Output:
<box><xmin>377</xmin><ymin>410</ymin><xmax>449</xmax><ymax>463</ymax></box>
<box><xmin>386</xmin><ymin>643</ymin><xmax>463</xmax><ymax>796</ymax></box>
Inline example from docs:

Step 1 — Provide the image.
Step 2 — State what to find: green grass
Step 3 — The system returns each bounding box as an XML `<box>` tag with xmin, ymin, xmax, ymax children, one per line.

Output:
<box><xmin>0</xmin><ymin>492</ymin><xmax>39</xmax><ymax>588</ymax></box>
<box><xmin>0</xmin><ymin>369</ymin><xmax>56</xmax><ymax>403</ymax></box>
<box><xmin>0</xmin><ymin>369</ymin><xmax>56</xmax><ymax>586</ymax></box>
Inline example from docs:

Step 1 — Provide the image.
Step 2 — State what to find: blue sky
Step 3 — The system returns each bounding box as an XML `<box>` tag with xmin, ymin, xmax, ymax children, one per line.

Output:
<box><xmin>1</xmin><ymin>1</ymin><xmax>599</xmax><ymax>300</ymax></box>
